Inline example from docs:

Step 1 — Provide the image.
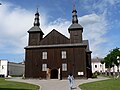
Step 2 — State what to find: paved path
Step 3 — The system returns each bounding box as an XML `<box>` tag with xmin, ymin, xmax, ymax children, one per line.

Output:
<box><xmin>7</xmin><ymin>76</ymin><xmax>109</xmax><ymax>90</ymax></box>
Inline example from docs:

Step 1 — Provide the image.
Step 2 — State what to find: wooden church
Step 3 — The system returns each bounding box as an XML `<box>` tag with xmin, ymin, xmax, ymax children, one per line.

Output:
<box><xmin>25</xmin><ymin>5</ymin><xmax>92</xmax><ymax>79</ymax></box>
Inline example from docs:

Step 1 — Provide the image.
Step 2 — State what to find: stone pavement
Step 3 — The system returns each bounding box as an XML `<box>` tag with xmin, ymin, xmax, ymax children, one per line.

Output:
<box><xmin>7</xmin><ymin>76</ymin><xmax>109</xmax><ymax>90</ymax></box>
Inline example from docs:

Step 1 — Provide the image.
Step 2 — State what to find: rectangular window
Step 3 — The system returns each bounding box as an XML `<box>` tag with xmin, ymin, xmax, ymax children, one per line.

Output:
<box><xmin>62</xmin><ymin>63</ymin><xmax>67</xmax><ymax>71</ymax></box>
<box><xmin>42</xmin><ymin>52</ymin><xmax>47</xmax><ymax>59</ymax></box>
<box><xmin>62</xmin><ymin>51</ymin><xmax>66</xmax><ymax>59</ymax></box>
<box><xmin>95</xmin><ymin>65</ymin><xmax>97</xmax><ymax>68</ymax></box>
<box><xmin>42</xmin><ymin>64</ymin><xmax>47</xmax><ymax>71</ymax></box>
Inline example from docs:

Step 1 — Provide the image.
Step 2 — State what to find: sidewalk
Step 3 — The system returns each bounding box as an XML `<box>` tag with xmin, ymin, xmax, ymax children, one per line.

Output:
<box><xmin>7</xmin><ymin>76</ymin><xmax>109</xmax><ymax>90</ymax></box>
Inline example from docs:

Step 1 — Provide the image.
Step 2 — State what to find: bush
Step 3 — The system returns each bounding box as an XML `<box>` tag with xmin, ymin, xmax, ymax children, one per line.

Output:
<box><xmin>92</xmin><ymin>71</ymin><xmax>98</xmax><ymax>78</ymax></box>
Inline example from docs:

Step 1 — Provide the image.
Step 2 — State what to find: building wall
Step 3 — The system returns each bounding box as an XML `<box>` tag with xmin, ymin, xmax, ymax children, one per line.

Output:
<box><xmin>86</xmin><ymin>53</ymin><xmax>92</xmax><ymax>78</ymax></box>
<box><xmin>69</xmin><ymin>30</ymin><xmax>83</xmax><ymax>43</ymax></box>
<box><xmin>0</xmin><ymin>60</ymin><xmax>8</xmax><ymax>77</ymax></box>
<box><xmin>91</xmin><ymin>61</ymin><xmax>106</xmax><ymax>73</ymax></box>
<box><xmin>0</xmin><ymin>60</ymin><xmax>25</xmax><ymax>77</ymax></box>
<box><xmin>29</xmin><ymin>32</ymin><xmax>41</xmax><ymax>46</ymax></box>
<box><xmin>25</xmin><ymin>46</ymin><xmax>88</xmax><ymax>79</ymax></box>
<box><xmin>8</xmin><ymin>62</ymin><xmax>25</xmax><ymax>76</ymax></box>
<box><xmin>91</xmin><ymin>57</ymin><xmax>120</xmax><ymax>74</ymax></box>
<box><xmin>109</xmin><ymin>65</ymin><xmax>120</xmax><ymax>73</ymax></box>
<box><xmin>39</xmin><ymin>30</ymin><xmax>70</xmax><ymax>45</ymax></box>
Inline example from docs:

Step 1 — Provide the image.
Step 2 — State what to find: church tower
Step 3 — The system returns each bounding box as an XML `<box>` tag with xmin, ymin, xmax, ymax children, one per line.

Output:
<box><xmin>68</xmin><ymin>5</ymin><xmax>83</xmax><ymax>43</ymax></box>
<box><xmin>28</xmin><ymin>9</ymin><xmax>44</xmax><ymax>46</ymax></box>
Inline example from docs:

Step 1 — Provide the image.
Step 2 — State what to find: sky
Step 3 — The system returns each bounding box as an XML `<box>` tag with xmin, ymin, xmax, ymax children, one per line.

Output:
<box><xmin>0</xmin><ymin>0</ymin><xmax>120</xmax><ymax>63</ymax></box>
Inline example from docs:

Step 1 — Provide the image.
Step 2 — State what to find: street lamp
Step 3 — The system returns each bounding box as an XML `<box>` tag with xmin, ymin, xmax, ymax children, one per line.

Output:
<box><xmin>117</xmin><ymin>56</ymin><xmax>120</xmax><ymax>78</ymax></box>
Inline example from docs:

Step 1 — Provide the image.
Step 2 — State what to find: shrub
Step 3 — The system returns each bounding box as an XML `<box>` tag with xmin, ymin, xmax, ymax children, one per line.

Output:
<box><xmin>92</xmin><ymin>71</ymin><xmax>98</xmax><ymax>78</ymax></box>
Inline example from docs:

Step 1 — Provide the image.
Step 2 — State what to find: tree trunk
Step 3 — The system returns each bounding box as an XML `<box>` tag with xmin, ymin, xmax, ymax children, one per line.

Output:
<box><xmin>108</xmin><ymin>66</ymin><xmax>111</xmax><ymax>76</ymax></box>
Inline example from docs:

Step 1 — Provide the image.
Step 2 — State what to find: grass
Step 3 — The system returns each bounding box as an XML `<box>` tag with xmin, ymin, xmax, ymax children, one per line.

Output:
<box><xmin>0</xmin><ymin>78</ymin><xmax>39</xmax><ymax>90</ymax></box>
<box><xmin>79</xmin><ymin>78</ymin><xmax>120</xmax><ymax>90</ymax></box>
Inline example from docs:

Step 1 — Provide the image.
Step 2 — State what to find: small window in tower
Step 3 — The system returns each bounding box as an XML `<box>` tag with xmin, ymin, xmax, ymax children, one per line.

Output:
<box><xmin>42</xmin><ymin>64</ymin><xmax>47</xmax><ymax>71</ymax></box>
<box><xmin>42</xmin><ymin>52</ymin><xmax>47</xmax><ymax>59</ymax></box>
<box><xmin>62</xmin><ymin>63</ymin><xmax>67</xmax><ymax>71</ymax></box>
<box><xmin>61</xmin><ymin>51</ymin><xmax>66</xmax><ymax>59</ymax></box>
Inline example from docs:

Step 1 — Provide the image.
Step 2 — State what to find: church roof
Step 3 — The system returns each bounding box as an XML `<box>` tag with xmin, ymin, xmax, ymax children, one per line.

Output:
<box><xmin>92</xmin><ymin>58</ymin><xmax>103</xmax><ymax>62</ymax></box>
<box><xmin>68</xmin><ymin>4</ymin><xmax>83</xmax><ymax>31</ymax></box>
<box><xmin>83</xmin><ymin>40</ymin><xmax>92</xmax><ymax>53</ymax></box>
<box><xmin>25</xmin><ymin>43</ymin><xmax>87</xmax><ymax>49</ymax></box>
<box><xmin>28</xmin><ymin>10</ymin><xmax>44</xmax><ymax>35</ymax></box>
<box><xmin>68</xmin><ymin>23</ymin><xmax>83</xmax><ymax>30</ymax></box>
<box><xmin>39</xmin><ymin>29</ymin><xmax>70</xmax><ymax>45</ymax></box>
<box><xmin>28</xmin><ymin>26</ymin><xmax>43</xmax><ymax>33</ymax></box>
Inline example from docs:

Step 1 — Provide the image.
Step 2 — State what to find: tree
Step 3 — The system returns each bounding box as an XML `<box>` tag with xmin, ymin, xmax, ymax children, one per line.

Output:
<box><xmin>103</xmin><ymin>47</ymin><xmax>120</xmax><ymax>76</ymax></box>
<box><xmin>110</xmin><ymin>48</ymin><xmax>120</xmax><ymax>66</ymax></box>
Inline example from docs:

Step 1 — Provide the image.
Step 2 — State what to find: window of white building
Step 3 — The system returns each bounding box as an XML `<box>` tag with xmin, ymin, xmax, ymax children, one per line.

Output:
<box><xmin>42</xmin><ymin>52</ymin><xmax>47</xmax><ymax>59</ymax></box>
<box><xmin>42</xmin><ymin>64</ymin><xmax>47</xmax><ymax>71</ymax></box>
<box><xmin>95</xmin><ymin>65</ymin><xmax>97</xmax><ymax>68</ymax></box>
<box><xmin>61</xmin><ymin>51</ymin><xmax>66</xmax><ymax>59</ymax></box>
<box><xmin>62</xmin><ymin>63</ymin><xmax>67</xmax><ymax>71</ymax></box>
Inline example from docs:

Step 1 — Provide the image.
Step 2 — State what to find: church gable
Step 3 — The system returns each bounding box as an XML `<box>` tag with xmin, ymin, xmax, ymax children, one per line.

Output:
<box><xmin>40</xmin><ymin>29</ymin><xmax>70</xmax><ymax>45</ymax></box>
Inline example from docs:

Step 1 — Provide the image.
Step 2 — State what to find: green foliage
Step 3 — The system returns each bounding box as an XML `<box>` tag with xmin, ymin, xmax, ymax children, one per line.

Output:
<box><xmin>80</xmin><ymin>78</ymin><xmax>120</xmax><ymax>90</ymax></box>
<box><xmin>92</xmin><ymin>73</ymin><xmax>97</xmax><ymax>78</ymax></box>
<box><xmin>92</xmin><ymin>71</ymin><xmax>100</xmax><ymax>78</ymax></box>
<box><xmin>100</xmin><ymin>60</ymin><xmax>104</xmax><ymax>64</ymax></box>
<box><xmin>103</xmin><ymin>47</ymin><xmax>120</xmax><ymax>68</ymax></box>
<box><xmin>0</xmin><ymin>78</ymin><xmax>39</xmax><ymax>90</ymax></box>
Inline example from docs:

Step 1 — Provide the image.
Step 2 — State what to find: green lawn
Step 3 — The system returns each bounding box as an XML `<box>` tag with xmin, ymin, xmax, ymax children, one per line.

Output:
<box><xmin>80</xmin><ymin>78</ymin><xmax>120</xmax><ymax>90</ymax></box>
<box><xmin>0</xmin><ymin>78</ymin><xmax>39</xmax><ymax>90</ymax></box>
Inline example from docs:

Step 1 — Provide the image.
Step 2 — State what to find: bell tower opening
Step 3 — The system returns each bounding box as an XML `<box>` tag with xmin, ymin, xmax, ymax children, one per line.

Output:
<box><xmin>50</xmin><ymin>69</ymin><xmax>58</xmax><ymax>79</ymax></box>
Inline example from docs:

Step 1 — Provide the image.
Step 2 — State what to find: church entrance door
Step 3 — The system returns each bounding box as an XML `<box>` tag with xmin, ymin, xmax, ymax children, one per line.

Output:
<box><xmin>50</xmin><ymin>69</ymin><xmax>58</xmax><ymax>79</ymax></box>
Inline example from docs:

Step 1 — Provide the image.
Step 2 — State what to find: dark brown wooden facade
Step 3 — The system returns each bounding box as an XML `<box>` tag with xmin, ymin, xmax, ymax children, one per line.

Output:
<box><xmin>25</xmin><ymin>7</ymin><xmax>92</xmax><ymax>79</ymax></box>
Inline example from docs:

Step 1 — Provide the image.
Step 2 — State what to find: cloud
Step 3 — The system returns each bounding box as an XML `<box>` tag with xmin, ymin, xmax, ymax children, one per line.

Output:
<box><xmin>107</xmin><ymin>0</ymin><xmax>120</xmax><ymax>5</ymax></box>
<box><xmin>79</xmin><ymin>13</ymin><xmax>108</xmax><ymax>58</ymax></box>
<box><xmin>79</xmin><ymin>0</ymin><xmax>120</xmax><ymax>57</ymax></box>
<box><xmin>42</xmin><ymin>18</ymin><xmax>70</xmax><ymax>37</ymax></box>
<box><xmin>79</xmin><ymin>14</ymin><xmax>101</xmax><ymax>26</ymax></box>
<box><xmin>0</xmin><ymin>1</ymin><xmax>111</xmax><ymax>60</ymax></box>
<box><xmin>0</xmin><ymin>2</ymin><xmax>34</xmax><ymax>54</ymax></box>
<box><xmin>82</xmin><ymin>0</ymin><xmax>120</xmax><ymax>14</ymax></box>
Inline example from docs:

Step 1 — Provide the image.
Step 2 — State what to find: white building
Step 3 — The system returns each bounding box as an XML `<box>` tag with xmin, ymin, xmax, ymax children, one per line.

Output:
<box><xmin>91</xmin><ymin>57</ymin><xmax>120</xmax><ymax>74</ymax></box>
<box><xmin>91</xmin><ymin>57</ymin><xmax>106</xmax><ymax>73</ymax></box>
<box><xmin>0</xmin><ymin>60</ymin><xmax>25</xmax><ymax>77</ymax></box>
